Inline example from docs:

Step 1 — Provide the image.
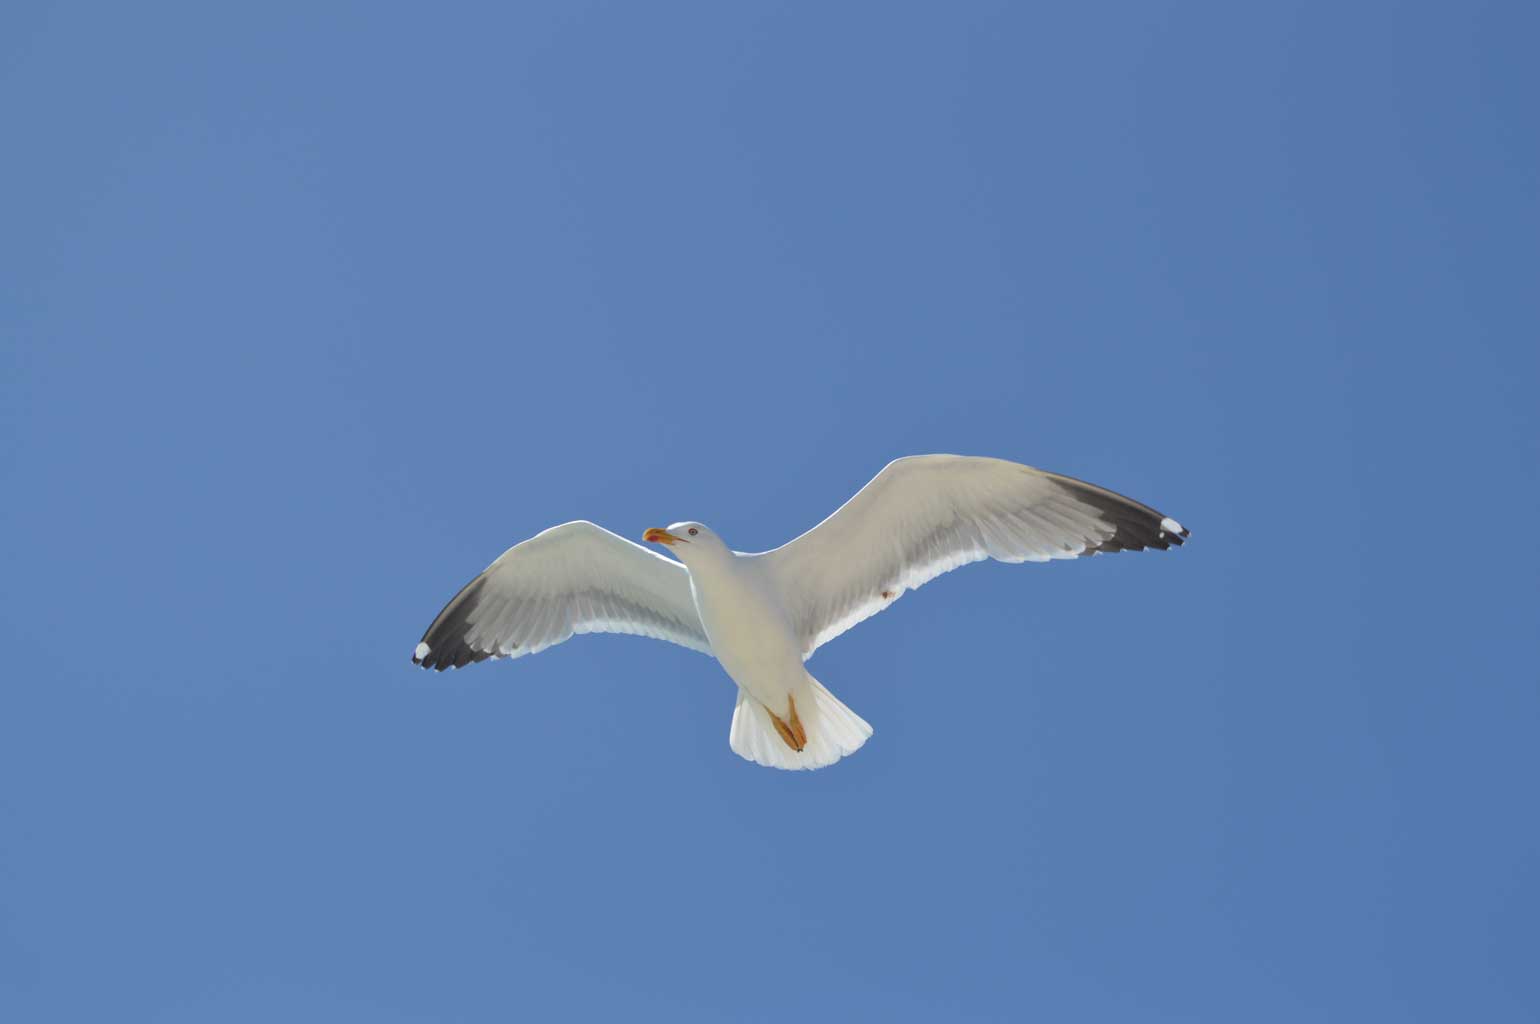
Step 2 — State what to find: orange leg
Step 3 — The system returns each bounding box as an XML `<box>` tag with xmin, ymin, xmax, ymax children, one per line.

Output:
<box><xmin>768</xmin><ymin>699</ymin><xmax>806</xmax><ymax>752</ymax></box>
<box><xmin>787</xmin><ymin>694</ymin><xmax>807</xmax><ymax>750</ymax></box>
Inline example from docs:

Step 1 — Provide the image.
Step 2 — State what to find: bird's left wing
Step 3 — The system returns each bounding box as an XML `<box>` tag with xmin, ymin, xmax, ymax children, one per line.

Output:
<box><xmin>756</xmin><ymin>455</ymin><xmax>1188</xmax><ymax>659</ymax></box>
<box><xmin>412</xmin><ymin>520</ymin><xmax>711</xmax><ymax>670</ymax></box>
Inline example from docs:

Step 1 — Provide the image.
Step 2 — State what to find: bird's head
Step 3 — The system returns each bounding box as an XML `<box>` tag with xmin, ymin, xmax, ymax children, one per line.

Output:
<box><xmin>643</xmin><ymin>521</ymin><xmax>723</xmax><ymax>562</ymax></box>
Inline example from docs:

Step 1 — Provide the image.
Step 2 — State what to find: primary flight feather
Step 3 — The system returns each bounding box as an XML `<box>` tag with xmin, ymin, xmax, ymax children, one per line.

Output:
<box><xmin>411</xmin><ymin>454</ymin><xmax>1189</xmax><ymax>770</ymax></box>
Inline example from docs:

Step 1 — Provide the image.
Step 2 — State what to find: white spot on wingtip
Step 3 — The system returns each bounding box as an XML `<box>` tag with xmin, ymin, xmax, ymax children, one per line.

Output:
<box><xmin>414</xmin><ymin>642</ymin><xmax>430</xmax><ymax>661</ymax></box>
<box><xmin>1160</xmin><ymin>516</ymin><xmax>1184</xmax><ymax>536</ymax></box>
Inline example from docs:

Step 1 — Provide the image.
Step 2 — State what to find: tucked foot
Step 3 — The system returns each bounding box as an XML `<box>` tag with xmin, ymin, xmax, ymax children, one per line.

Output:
<box><xmin>787</xmin><ymin>694</ymin><xmax>807</xmax><ymax>749</ymax></box>
<box><xmin>768</xmin><ymin>700</ymin><xmax>806</xmax><ymax>753</ymax></box>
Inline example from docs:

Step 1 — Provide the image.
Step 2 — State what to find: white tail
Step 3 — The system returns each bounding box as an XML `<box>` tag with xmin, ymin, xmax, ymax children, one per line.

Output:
<box><xmin>729</xmin><ymin>675</ymin><xmax>873</xmax><ymax>771</ymax></box>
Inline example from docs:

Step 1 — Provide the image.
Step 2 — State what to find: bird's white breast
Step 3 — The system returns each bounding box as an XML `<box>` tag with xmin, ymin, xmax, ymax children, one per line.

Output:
<box><xmin>685</xmin><ymin>554</ymin><xmax>804</xmax><ymax>705</ymax></box>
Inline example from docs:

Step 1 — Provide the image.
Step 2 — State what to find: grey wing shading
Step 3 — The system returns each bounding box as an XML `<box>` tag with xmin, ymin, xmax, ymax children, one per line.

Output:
<box><xmin>412</xmin><ymin>520</ymin><xmax>711</xmax><ymax>671</ymax></box>
<box><xmin>756</xmin><ymin>455</ymin><xmax>1189</xmax><ymax>659</ymax></box>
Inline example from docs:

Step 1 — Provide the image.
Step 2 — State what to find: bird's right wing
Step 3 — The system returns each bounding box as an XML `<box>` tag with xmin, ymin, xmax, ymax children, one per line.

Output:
<box><xmin>412</xmin><ymin>520</ymin><xmax>711</xmax><ymax>670</ymax></box>
<box><xmin>758</xmin><ymin>455</ymin><xmax>1188</xmax><ymax>659</ymax></box>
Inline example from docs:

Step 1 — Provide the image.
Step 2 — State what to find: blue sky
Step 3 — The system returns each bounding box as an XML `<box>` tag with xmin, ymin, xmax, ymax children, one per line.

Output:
<box><xmin>2</xmin><ymin>2</ymin><xmax>1536</xmax><ymax>1020</ymax></box>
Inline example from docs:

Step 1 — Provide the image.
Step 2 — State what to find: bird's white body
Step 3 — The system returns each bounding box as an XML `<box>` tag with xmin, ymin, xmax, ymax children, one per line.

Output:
<box><xmin>411</xmin><ymin>454</ymin><xmax>1189</xmax><ymax>771</ymax></box>
<box><xmin>670</xmin><ymin>534</ymin><xmax>873</xmax><ymax>769</ymax></box>
<box><xmin>684</xmin><ymin>549</ymin><xmax>800</xmax><ymax>711</ymax></box>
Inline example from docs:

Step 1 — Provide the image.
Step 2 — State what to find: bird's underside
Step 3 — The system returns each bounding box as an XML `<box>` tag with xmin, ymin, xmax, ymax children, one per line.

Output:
<box><xmin>410</xmin><ymin>454</ymin><xmax>1190</xmax><ymax>770</ymax></box>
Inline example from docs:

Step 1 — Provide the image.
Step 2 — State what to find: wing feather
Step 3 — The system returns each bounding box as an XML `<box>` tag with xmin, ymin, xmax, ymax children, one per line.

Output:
<box><xmin>756</xmin><ymin>455</ymin><xmax>1188</xmax><ymax>658</ymax></box>
<box><xmin>412</xmin><ymin>520</ymin><xmax>711</xmax><ymax>671</ymax></box>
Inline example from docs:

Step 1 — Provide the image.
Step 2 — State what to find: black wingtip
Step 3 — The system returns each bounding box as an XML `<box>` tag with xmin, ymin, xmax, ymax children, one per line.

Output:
<box><xmin>1046</xmin><ymin>474</ymin><xmax>1190</xmax><ymax>557</ymax></box>
<box><xmin>411</xmin><ymin>639</ymin><xmax>496</xmax><ymax>673</ymax></box>
<box><xmin>411</xmin><ymin>574</ymin><xmax>500</xmax><ymax>672</ymax></box>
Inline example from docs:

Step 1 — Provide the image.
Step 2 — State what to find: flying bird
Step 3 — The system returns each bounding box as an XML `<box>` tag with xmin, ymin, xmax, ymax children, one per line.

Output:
<box><xmin>411</xmin><ymin>455</ymin><xmax>1189</xmax><ymax>770</ymax></box>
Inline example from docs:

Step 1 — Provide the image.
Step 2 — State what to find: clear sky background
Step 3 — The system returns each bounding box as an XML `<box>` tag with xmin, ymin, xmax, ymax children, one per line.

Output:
<box><xmin>2</xmin><ymin>3</ymin><xmax>1536</xmax><ymax>1021</ymax></box>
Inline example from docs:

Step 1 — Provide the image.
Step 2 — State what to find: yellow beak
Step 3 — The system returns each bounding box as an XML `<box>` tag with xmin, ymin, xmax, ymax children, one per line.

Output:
<box><xmin>643</xmin><ymin>527</ymin><xmax>687</xmax><ymax>546</ymax></box>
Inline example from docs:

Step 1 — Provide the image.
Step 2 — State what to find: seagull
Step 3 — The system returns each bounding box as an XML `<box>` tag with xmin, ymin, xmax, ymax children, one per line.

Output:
<box><xmin>411</xmin><ymin>455</ymin><xmax>1189</xmax><ymax>770</ymax></box>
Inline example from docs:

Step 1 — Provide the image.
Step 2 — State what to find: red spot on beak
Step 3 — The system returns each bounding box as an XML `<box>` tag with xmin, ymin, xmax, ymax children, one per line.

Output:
<box><xmin>644</xmin><ymin>528</ymin><xmax>684</xmax><ymax>546</ymax></box>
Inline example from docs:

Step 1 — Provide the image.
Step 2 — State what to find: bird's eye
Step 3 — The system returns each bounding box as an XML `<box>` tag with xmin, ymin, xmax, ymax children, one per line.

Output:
<box><xmin>688</xmin><ymin>527</ymin><xmax>698</xmax><ymax>536</ymax></box>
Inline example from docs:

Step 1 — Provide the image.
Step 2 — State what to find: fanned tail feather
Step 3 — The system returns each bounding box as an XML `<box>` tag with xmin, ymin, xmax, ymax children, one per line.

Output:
<box><xmin>729</xmin><ymin>675</ymin><xmax>872</xmax><ymax>771</ymax></box>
